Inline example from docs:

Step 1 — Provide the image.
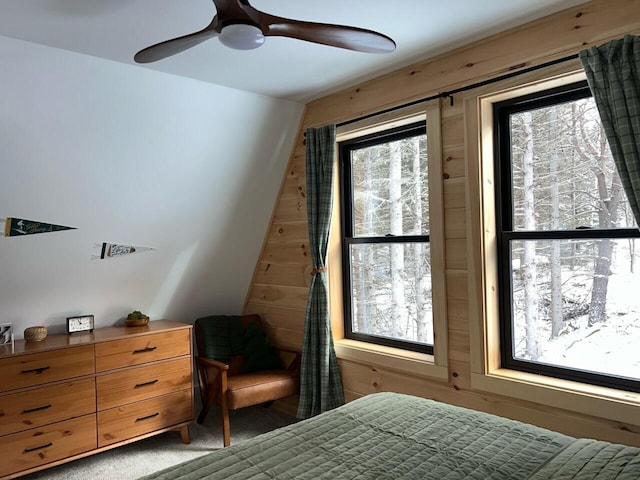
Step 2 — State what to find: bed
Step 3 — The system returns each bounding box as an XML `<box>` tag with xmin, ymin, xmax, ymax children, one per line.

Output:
<box><xmin>139</xmin><ymin>392</ymin><xmax>640</xmax><ymax>479</ymax></box>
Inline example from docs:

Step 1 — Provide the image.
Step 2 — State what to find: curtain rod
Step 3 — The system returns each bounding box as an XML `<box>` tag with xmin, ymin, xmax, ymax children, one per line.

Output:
<box><xmin>334</xmin><ymin>53</ymin><xmax>580</xmax><ymax>129</ymax></box>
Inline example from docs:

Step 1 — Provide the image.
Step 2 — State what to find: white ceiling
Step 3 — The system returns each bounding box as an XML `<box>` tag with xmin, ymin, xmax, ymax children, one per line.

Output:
<box><xmin>0</xmin><ymin>0</ymin><xmax>589</xmax><ymax>102</ymax></box>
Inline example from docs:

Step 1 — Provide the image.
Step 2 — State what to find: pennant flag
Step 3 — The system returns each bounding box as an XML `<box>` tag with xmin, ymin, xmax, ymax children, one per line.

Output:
<box><xmin>92</xmin><ymin>242</ymin><xmax>154</xmax><ymax>260</ymax></box>
<box><xmin>3</xmin><ymin>217</ymin><xmax>76</xmax><ymax>237</ymax></box>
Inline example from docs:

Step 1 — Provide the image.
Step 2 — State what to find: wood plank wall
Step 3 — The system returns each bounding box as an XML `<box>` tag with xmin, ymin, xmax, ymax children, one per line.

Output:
<box><xmin>244</xmin><ymin>0</ymin><xmax>640</xmax><ymax>444</ymax></box>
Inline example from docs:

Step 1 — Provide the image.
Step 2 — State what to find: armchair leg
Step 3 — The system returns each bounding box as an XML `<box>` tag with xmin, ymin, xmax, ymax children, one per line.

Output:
<box><xmin>221</xmin><ymin>394</ymin><xmax>231</xmax><ymax>447</ymax></box>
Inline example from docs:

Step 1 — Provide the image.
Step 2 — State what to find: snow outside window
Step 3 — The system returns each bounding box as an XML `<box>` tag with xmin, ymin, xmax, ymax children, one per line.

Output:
<box><xmin>494</xmin><ymin>81</ymin><xmax>640</xmax><ymax>393</ymax></box>
<box><xmin>339</xmin><ymin>122</ymin><xmax>433</xmax><ymax>354</ymax></box>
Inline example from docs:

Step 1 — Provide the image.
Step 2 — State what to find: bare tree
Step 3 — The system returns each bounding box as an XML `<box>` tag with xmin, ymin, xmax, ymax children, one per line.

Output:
<box><xmin>389</xmin><ymin>141</ymin><xmax>406</xmax><ymax>337</ymax></box>
<box><xmin>589</xmin><ymin>138</ymin><xmax>622</xmax><ymax>326</ymax></box>
<box><xmin>410</xmin><ymin>136</ymin><xmax>430</xmax><ymax>342</ymax></box>
<box><xmin>572</xmin><ymin>105</ymin><xmax>623</xmax><ymax>326</ymax></box>
<box><xmin>520</xmin><ymin>111</ymin><xmax>540</xmax><ymax>359</ymax></box>
<box><xmin>549</xmin><ymin>109</ymin><xmax>564</xmax><ymax>337</ymax></box>
<box><xmin>354</xmin><ymin>149</ymin><xmax>376</xmax><ymax>334</ymax></box>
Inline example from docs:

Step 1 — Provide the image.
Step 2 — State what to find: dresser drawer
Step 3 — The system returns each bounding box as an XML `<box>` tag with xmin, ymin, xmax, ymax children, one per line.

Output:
<box><xmin>0</xmin><ymin>346</ymin><xmax>94</xmax><ymax>393</ymax></box>
<box><xmin>96</xmin><ymin>357</ymin><xmax>192</xmax><ymax>411</ymax></box>
<box><xmin>95</xmin><ymin>329</ymin><xmax>191</xmax><ymax>372</ymax></box>
<box><xmin>0</xmin><ymin>378</ymin><xmax>95</xmax><ymax>436</ymax></box>
<box><xmin>0</xmin><ymin>414</ymin><xmax>97</xmax><ymax>478</ymax></box>
<box><xmin>97</xmin><ymin>389</ymin><xmax>192</xmax><ymax>447</ymax></box>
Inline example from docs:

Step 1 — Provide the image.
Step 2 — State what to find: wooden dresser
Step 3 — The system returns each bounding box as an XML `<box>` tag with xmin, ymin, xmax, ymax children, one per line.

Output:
<box><xmin>0</xmin><ymin>320</ymin><xmax>193</xmax><ymax>479</ymax></box>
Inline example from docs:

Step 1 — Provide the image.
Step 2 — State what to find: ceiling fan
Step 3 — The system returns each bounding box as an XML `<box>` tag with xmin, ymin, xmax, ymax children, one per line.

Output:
<box><xmin>134</xmin><ymin>0</ymin><xmax>396</xmax><ymax>64</ymax></box>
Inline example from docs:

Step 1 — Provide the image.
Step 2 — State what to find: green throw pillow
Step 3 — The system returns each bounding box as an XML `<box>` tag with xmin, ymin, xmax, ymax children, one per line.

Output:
<box><xmin>242</xmin><ymin>322</ymin><xmax>282</xmax><ymax>373</ymax></box>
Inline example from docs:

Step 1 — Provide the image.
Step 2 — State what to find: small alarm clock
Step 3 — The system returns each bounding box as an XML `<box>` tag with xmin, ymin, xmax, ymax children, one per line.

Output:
<box><xmin>66</xmin><ymin>315</ymin><xmax>95</xmax><ymax>334</ymax></box>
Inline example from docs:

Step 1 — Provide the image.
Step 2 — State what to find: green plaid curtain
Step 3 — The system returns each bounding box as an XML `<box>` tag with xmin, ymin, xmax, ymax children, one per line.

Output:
<box><xmin>296</xmin><ymin>124</ymin><xmax>345</xmax><ymax>419</ymax></box>
<box><xmin>580</xmin><ymin>35</ymin><xmax>640</xmax><ymax>224</ymax></box>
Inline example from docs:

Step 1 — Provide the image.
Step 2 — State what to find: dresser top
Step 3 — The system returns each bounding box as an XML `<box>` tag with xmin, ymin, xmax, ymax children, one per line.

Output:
<box><xmin>0</xmin><ymin>320</ymin><xmax>191</xmax><ymax>358</ymax></box>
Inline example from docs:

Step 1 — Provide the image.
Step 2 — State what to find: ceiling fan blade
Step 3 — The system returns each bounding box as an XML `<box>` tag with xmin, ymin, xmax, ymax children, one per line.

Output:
<box><xmin>262</xmin><ymin>15</ymin><xmax>396</xmax><ymax>54</ymax></box>
<box><xmin>134</xmin><ymin>19</ymin><xmax>220</xmax><ymax>63</ymax></box>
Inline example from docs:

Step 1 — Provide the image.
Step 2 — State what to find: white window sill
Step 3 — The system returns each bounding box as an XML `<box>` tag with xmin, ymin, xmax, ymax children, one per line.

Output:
<box><xmin>334</xmin><ymin>339</ymin><xmax>448</xmax><ymax>380</ymax></box>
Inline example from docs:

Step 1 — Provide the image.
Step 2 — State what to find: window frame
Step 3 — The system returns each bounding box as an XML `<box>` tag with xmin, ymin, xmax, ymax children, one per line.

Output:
<box><xmin>494</xmin><ymin>80</ymin><xmax>640</xmax><ymax>393</ymax></box>
<box><xmin>466</xmin><ymin>66</ymin><xmax>640</xmax><ymax>422</ymax></box>
<box><xmin>327</xmin><ymin>102</ymin><xmax>449</xmax><ymax>381</ymax></box>
<box><xmin>339</xmin><ymin>121</ymin><xmax>433</xmax><ymax>354</ymax></box>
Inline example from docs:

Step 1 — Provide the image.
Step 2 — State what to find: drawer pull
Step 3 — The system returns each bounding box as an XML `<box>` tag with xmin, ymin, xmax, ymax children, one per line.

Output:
<box><xmin>22</xmin><ymin>404</ymin><xmax>53</xmax><ymax>414</ymax></box>
<box><xmin>136</xmin><ymin>412</ymin><xmax>159</xmax><ymax>422</ymax></box>
<box><xmin>132</xmin><ymin>346</ymin><xmax>157</xmax><ymax>354</ymax></box>
<box><xmin>134</xmin><ymin>379</ymin><xmax>159</xmax><ymax>388</ymax></box>
<box><xmin>23</xmin><ymin>442</ymin><xmax>53</xmax><ymax>453</ymax></box>
<box><xmin>21</xmin><ymin>366</ymin><xmax>51</xmax><ymax>374</ymax></box>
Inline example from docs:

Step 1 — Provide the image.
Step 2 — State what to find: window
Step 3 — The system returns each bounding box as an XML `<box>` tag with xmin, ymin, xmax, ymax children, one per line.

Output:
<box><xmin>339</xmin><ymin>121</ymin><xmax>433</xmax><ymax>354</ymax></box>
<box><xmin>494</xmin><ymin>80</ymin><xmax>640</xmax><ymax>392</ymax></box>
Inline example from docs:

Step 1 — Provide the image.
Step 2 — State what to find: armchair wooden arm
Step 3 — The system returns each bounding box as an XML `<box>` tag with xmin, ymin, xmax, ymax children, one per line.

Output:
<box><xmin>195</xmin><ymin>356</ymin><xmax>230</xmax><ymax>424</ymax></box>
<box><xmin>196</xmin><ymin>356</ymin><xmax>229</xmax><ymax>371</ymax></box>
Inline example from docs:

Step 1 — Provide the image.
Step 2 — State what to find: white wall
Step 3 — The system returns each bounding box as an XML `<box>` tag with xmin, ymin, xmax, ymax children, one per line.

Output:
<box><xmin>0</xmin><ymin>36</ymin><xmax>304</xmax><ymax>338</ymax></box>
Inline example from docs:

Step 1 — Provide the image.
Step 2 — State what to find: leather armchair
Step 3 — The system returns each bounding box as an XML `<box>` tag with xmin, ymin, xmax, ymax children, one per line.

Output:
<box><xmin>194</xmin><ymin>314</ymin><xmax>300</xmax><ymax>446</ymax></box>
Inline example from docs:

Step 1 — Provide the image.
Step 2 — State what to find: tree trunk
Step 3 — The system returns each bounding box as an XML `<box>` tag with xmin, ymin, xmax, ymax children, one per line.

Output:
<box><xmin>588</xmin><ymin>128</ymin><xmax>622</xmax><ymax>326</ymax></box>
<box><xmin>411</xmin><ymin>137</ymin><xmax>429</xmax><ymax>343</ymax></box>
<box><xmin>353</xmin><ymin>150</ymin><xmax>375</xmax><ymax>334</ymax></box>
<box><xmin>521</xmin><ymin>112</ymin><xmax>539</xmax><ymax>359</ymax></box>
<box><xmin>389</xmin><ymin>141</ymin><xmax>406</xmax><ymax>338</ymax></box>
<box><xmin>549</xmin><ymin>109</ymin><xmax>564</xmax><ymax>338</ymax></box>
<box><xmin>589</xmin><ymin>238</ymin><xmax>613</xmax><ymax>325</ymax></box>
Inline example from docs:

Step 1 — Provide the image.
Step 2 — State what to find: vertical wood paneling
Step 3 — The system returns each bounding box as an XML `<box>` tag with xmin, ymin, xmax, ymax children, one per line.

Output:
<box><xmin>444</xmin><ymin>208</ymin><xmax>467</xmax><ymax>239</ymax></box>
<box><xmin>447</xmin><ymin>299</ymin><xmax>470</xmax><ymax>332</ymax></box>
<box><xmin>448</xmin><ymin>330</ymin><xmax>471</xmax><ymax>363</ymax></box>
<box><xmin>445</xmin><ymin>239</ymin><xmax>467</xmax><ymax>270</ymax></box>
<box><xmin>444</xmin><ymin>178</ymin><xmax>466</xmax><ymax>209</ymax></box>
<box><xmin>449</xmin><ymin>359</ymin><xmax>472</xmax><ymax>390</ymax></box>
<box><xmin>441</xmin><ymin>115</ymin><xmax>465</xmax><ymax>147</ymax></box>
<box><xmin>244</xmin><ymin>0</ymin><xmax>640</xmax><ymax>447</ymax></box>
<box><xmin>443</xmin><ymin>146</ymin><xmax>466</xmax><ymax>179</ymax></box>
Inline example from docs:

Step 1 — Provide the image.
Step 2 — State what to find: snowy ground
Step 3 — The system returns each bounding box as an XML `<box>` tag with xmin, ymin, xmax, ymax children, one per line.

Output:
<box><xmin>516</xmin><ymin>268</ymin><xmax>640</xmax><ymax>380</ymax></box>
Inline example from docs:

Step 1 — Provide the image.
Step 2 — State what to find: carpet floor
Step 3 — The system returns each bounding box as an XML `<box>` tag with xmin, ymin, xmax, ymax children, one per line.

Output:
<box><xmin>21</xmin><ymin>402</ymin><xmax>297</xmax><ymax>480</ymax></box>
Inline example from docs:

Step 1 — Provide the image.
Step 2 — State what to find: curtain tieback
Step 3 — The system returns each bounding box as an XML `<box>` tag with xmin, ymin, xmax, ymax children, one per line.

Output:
<box><xmin>310</xmin><ymin>267</ymin><xmax>327</xmax><ymax>275</ymax></box>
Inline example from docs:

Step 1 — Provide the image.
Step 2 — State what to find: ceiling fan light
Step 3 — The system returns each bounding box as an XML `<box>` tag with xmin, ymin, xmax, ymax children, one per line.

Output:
<box><xmin>219</xmin><ymin>24</ymin><xmax>265</xmax><ymax>50</ymax></box>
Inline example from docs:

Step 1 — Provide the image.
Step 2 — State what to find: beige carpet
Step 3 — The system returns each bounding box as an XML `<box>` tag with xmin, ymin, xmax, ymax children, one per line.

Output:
<box><xmin>21</xmin><ymin>402</ymin><xmax>297</xmax><ymax>480</ymax></box>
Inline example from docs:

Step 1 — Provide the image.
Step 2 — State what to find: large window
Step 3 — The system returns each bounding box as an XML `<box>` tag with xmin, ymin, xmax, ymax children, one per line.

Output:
<box><xmin>494</xmin><ymin>80</ymin><xmax>640</xmax><ymax>392</ymax></box>
<box><xmin>339</xmin><ymin>122</ymin><xmax>433</xmax><ymax>354</ymax></box>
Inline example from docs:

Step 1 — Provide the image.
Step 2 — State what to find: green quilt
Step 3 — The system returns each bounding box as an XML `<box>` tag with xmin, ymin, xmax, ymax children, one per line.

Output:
<box><xmin>139</xmin><ymin>392</ymin><xmax>640</xmax><ymax>479</ymax></box>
